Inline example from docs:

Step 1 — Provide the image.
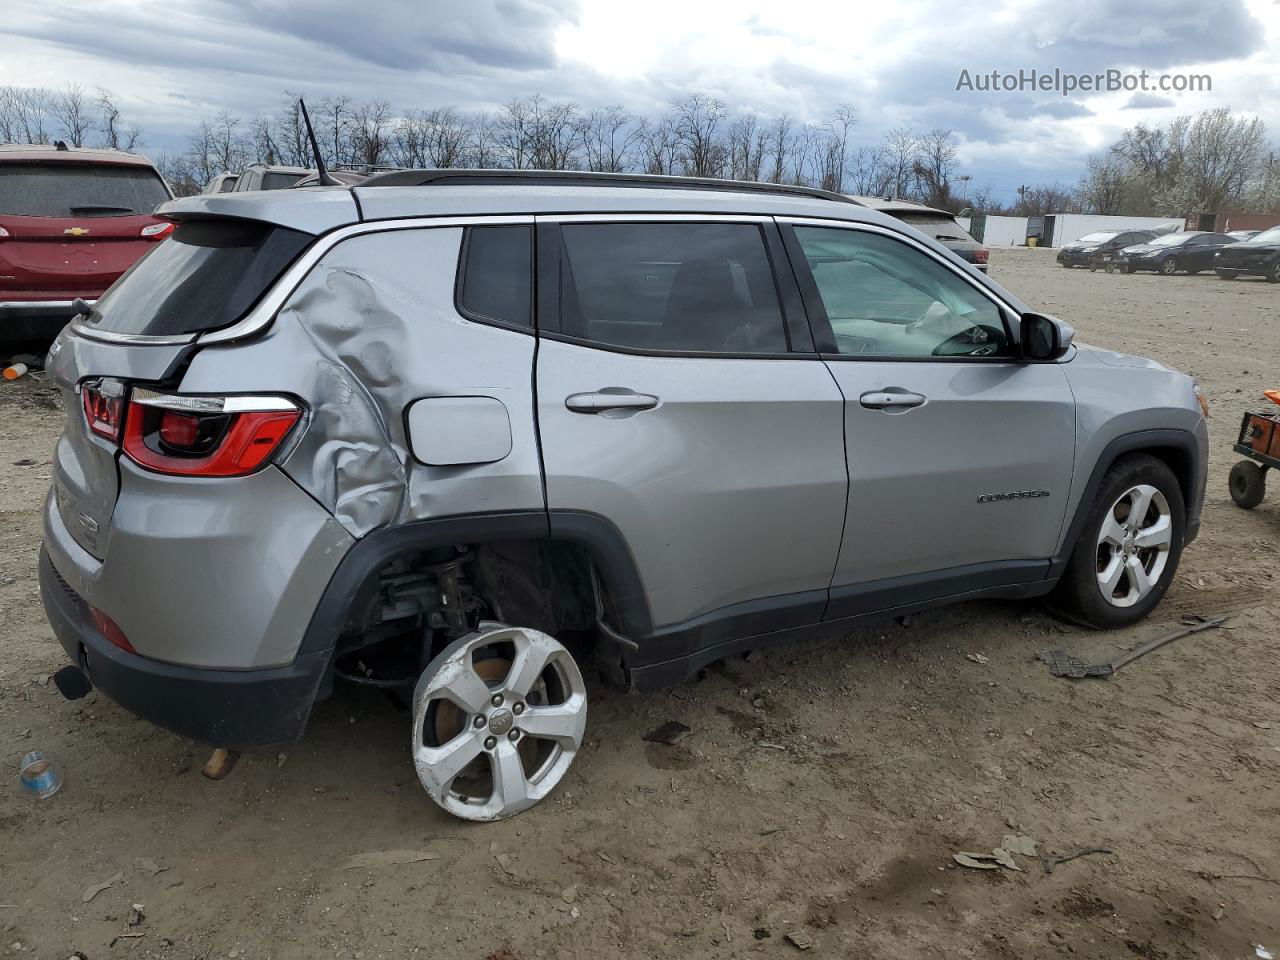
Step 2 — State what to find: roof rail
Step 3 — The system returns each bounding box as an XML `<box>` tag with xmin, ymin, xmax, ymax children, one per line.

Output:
<box><xmin>357</xmin><ymin>168</ymin><xmax>862</xmax><ymax>205</ymax></box>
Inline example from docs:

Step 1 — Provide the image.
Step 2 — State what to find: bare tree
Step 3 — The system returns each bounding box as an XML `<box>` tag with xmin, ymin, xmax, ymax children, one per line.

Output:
<box><xmin>577</xmin><ymin>106</ymin><xmax>637</xmax><ymax>173</ymax></box>
<box><xmin>51</xmin><ymin>84</ymin><xmax>93</xmax><ymax>146</ymax></box>
<box><xmin>351</xmin><ymin>99</ymin><xmax>393</xmax><ymax>167</ymax></box>
<box><xmin>672</xmin><ymin>94</ymin><xmax>727</xmax><ymax>178</ymax></box>
<box><xmin>633</xmin><ymin>115</ymin><xmax>681</xmax><ymax>174</ymax></box>
<box><xmin>910</xmin><ymin>129</ymin><xmax>959</xmax><ymax>209</ymax></box>
<box><xmin>766</xmin><ymin>113</ymin><xmax>793</xmax><ymax>184</ymax></box>
<box><xmin>96</xmin><ymin>90</ymin><xmax>141</xmax><ymax>151</ymax></box>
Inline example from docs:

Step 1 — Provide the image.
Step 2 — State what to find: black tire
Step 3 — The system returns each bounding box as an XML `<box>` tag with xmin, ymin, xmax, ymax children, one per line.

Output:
<box><xmin>1060</xmin><ymin>262</ymin><xmax>1073</xmax><ymax>269</ymax></box>
<box><xmin>1268</xmin><ymin>261</ymin><xmax>1280</xmax><ymax>284</ymax></box>
<box><xmin>1047</xmin><ymin>455</ymin><xmax>1186</xmax><ymax>629</ymax></box>
<box><xmin>1119</xmin><ymin>264</ymin><xmax>1134</xmax><ymax>274</ymax></box>
<box><xmin>1160</xmin><ymin>258</ymin><xmax>1179</xmax><ymax>276</ymax></box>
<box><xmin>1216</xmin><ymin>270</ymin><xmax>1237</xmax><ymax>280</ymax></box>
<box><xmin>1088</xmin><ymin>262</ymin><xmax>1098</xmax><ymax>272</ymax></box>
<box><xmin>1186</xmin><ymin>268</ymin><xmax>1201</xmax><ymax>276</ymax></box>
<box><xmin>1229</xmin><ymin>460</ymin><xmax>1266</xmax><ymax>509</ymax></box>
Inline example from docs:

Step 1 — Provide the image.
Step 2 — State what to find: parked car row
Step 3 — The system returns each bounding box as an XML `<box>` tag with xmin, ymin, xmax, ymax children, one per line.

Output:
<box><xmin>1057</xmin><ymin>227</ymin><xmax>1280</xmax><ymax>282</ymax></box>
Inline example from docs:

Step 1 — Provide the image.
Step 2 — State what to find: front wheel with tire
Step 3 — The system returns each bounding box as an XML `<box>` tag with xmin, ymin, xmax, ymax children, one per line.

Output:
<box><xmin>1268</xmin><ymin>261</ymin><xmax>1280</xmax><ymax>284</ymax></box>
<box><xmin>1229</xmin><ymin>459</ymin><xmax>1266</xmax><ymax>509</ymax></box>
<box><xmin>1160</xmin><ymin>258</ymin><xmax>1179</xmax><ymax>276</ymax></box>
<box><xmin>1048</xmin><ymin>455</ymin><xmax>1185</xmax><ymax>629</ymax></box>
<box><xmin>411</xmin><ymin>623</ymin><xmax>587</xmax><ymax>821</ymax></box>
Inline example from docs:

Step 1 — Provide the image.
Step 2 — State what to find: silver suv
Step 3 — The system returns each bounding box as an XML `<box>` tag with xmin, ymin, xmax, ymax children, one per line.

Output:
<box><xmin>39</xmin><ymin>171</ymin><xmax>1207</xmax><ymax>821</ymax></box>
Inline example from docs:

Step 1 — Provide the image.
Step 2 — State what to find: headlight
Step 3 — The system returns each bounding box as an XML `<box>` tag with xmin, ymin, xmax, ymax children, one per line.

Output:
<box><xmin>1193</xmin><ymin>381</ymin><xmax>1210</xmax><ymax>419</ymax></box>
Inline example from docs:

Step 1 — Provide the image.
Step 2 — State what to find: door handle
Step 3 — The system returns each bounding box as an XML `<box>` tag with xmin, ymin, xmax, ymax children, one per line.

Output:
<box><xmin>859</xmin><ymin>390</ymin><xmax>926</xmax><ymax>410</ymax></box>
<box><xmin>565</xmin><ymin>389</ymin><xmax>660</xmax><ymax>414</ymax></box>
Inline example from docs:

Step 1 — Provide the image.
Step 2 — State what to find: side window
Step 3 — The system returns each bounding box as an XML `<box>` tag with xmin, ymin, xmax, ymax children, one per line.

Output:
<box><xmin>793</xmin><ymin>226</ymin><xmax>1011</xmax><ymax>359</ymax></box>
<box><xmin>558</xmin><ymin>222</ymin><xmax>789</xmax><ymax>353</ymax></box>
<box><xmin>458</xmin><ymin>225</ymin><xmax>533</xmax><ymax>328</ymax></box>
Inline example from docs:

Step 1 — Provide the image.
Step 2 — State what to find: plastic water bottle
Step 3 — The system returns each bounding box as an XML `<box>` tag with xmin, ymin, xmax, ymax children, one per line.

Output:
<box><xmin>19</xmin><ymin>751</ymin><xmax>62</xmax><ymax>799</ymax></box>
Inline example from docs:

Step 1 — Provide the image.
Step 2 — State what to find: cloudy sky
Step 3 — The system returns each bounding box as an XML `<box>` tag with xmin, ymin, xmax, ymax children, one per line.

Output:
<box><xmin>3</xmin><ymin>0</ymin><xmax>1279</xmax><ymax>200</ymax></box>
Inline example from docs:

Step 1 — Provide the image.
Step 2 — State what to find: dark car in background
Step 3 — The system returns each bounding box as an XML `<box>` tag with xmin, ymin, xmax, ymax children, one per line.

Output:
<box><xmin>1227</xmin><ymin>229</ymin><xmax>1260</xmax><ymax>242</ymax></box>
<box><xmin>1056</xmin><ymin>230</ymin><xmax>1156</xmax><ymax>268</ymax></box>
<box><xmin>1214</xmin><ymin>225</ymin><xmax>1280</xmax><ymax>282</ymax></box>
<box><xmin>0</xmin><ymin>143</ymin><xmax>173</xmax><ymax>339</ymax></box>
<box><xmin>850</xmin><ymin>196</ymin><xmax>989</xmax><ymax>272</ymax></box>
<box><xmin>1114</xmin><ymin>231</ymin><xmax>1236</xmax><ymax>276</ymax></box>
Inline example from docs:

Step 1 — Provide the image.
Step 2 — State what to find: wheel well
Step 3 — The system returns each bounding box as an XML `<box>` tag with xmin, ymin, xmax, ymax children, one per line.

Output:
<box><xmin>1119</xmin><ymin>444</ymin><xmax>1195</xmax><ymax>510</ymax></box>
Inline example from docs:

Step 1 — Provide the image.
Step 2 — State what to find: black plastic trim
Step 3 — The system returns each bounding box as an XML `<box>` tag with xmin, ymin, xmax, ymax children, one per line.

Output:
<box><xmin>1047</xmin><ymin>428</ymin><xmax>1204</xmax><ymax>578</ymax></box>
<box><xmin>642</xmin><ymin>588</ymin><xmax>828</xmax><ymax>665</ymax></box>
<box><xmin>824</xmin><ymin>559</ymin><xmax>1049</xmax><ymax>621</ymax></box>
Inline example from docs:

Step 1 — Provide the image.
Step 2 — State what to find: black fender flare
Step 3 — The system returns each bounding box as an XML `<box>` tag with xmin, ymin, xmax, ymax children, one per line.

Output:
<box><xmin>297</xmin><ymin>509</ymin><xmax>652</xmax><ymax>657</ymax></box>
<box><xmin>1048</xmin><ymin>428</ymin><xmax>1203</xmax><ymax>578</ymax></box>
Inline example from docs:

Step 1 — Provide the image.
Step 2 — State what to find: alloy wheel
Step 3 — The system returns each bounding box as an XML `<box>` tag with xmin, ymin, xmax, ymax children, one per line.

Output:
<box><xmin>1095</xmin><ymin>484</ymin><xmax>1172</xmax><ymax>607</ymax></box>
<box><xmin>412</xmin><ymin>624</ymin><xmax>587</xmax><ymax>821</ymax></box>
<box><xmin>1160</xmin><ymin>258</ymin><xmax>1178</xmax><ymax>275</ymax></box>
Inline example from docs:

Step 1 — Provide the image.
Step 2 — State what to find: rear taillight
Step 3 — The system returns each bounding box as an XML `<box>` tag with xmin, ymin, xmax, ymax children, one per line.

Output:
<box><xmin>140</xmin><ymin>221</ymin><xmax>174</xmax><ymax>240</ymax></box>
<box><xmin>81</xmin><ymin>379</ymin><xmax>126</xmax><ymax>441</ymax></box>
<box><xmin>974</xmin><ymin>248</ymin><xmax>990</xmax><ymax>264</ymax></box>
<box><xmin>122</xmin><ymin>389</ymin><xmax>301</xmax><ymax>477</ymax></box>
<box><xmin>90</xmin><ymin>606</ymin><xmax>135</xmax><ymax>654</ymax></box>
<box><xmin>0</xmin><ymin>226</ymin><xmax>9</xmax><ymax>239</ymax></box>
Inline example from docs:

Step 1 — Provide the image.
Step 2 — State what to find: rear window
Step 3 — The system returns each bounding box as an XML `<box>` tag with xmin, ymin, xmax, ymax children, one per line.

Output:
<box><xmin>86</xmin><ymin>219</ymin><xmax>311</xmax><ymax>336</ymax></box>
<box><xmin>0</xmin><ymin>163</ymin><xmax>170</xmax><ymax>217</ymax></box>
<box><xmin>260</xmin><ymin>172</ymin><xmax>305</xmax><ymax>190</ymax></box>
<box><xmin>890</xmin><ymin>212</ymin><xmax>976</xmax><ymax>243</ymax></box>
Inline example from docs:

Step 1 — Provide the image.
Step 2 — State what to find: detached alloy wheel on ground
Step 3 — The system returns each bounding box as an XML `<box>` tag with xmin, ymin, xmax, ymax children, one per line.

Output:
<box><xmin>411</xmin><ymin>624</ymin><xmax>587</xmax><ymax>821</ymax></box>
<box><xmin>1229</xmin><ymin>459</ymin><xmax>1266</xmax><ymax>509</ymax></box>
<box><xmin>1048</xmin><ymin>454</ymin><xmax>1186</xmax><ymax>629</ymax></box>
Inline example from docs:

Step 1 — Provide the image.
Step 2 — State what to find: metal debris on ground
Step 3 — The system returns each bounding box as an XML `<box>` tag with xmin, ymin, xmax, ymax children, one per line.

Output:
<box><xmin>966</xmin><ymin>653</ymin><xmax>989</xmax><ymax>664</ymax></box>
<box><xmin>785</xmin><ymin>931</ymin><xmax>814</xmax><ymax>951</ymax></box>
<box><xmin>642</xmin><ymin>720</ymin><xmax>691</xmax><ymax>746</ymax></box>
<box><xmin>1037</xmin><ymin>615</ymin><xmax>1228</xmax><ymax>679</ymax></box>
<box><xmin>1041</xmin><ymin>847</ymin><xmax>1114</xmax><ymax>874</ymax></box>
<box><xmin>127</xmin><ymin>903</ymin><xmax>145</xmax><ymax>926</ymax></box>
<box><xmin>1255</xmin><ymin>945</ymin><xmax>1273</xmax><ymax>960</ymax></box>
<box><xmin>82</xmin><ymin>871</ymin><xmax>124</xmax><ymax>903</ymax></box>
<box><xmin>954</xmin><ymin>834</ymin><xmax>1037</xmax><ymax>872</ymax></box>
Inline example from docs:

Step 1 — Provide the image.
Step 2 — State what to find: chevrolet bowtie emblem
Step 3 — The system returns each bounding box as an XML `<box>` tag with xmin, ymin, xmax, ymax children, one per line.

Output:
<box><xmin>64</xmin><ymin>226</ymin><xmax>90</xmax><ymax>236</ymax></box>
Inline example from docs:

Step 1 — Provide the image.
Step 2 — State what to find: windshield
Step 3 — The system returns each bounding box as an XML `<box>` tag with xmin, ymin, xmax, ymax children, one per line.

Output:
<box><xmin>1076</xmin><ymin>232</ymin><xmax>1118</xmax><ymax>243</ymax></box>
<box><xmin>1247</xmin><ymin>227</ymin><xmax>1280</xmax><ymax>244</ymax></box>
<box><xmin>260</xmin><ymin>171</ymin><xmax>306</xmax><ymax>190</ymax></box>
<box><xmin>1149</xmin><ymin>233</ymin><xmax>1194</xmax><ymax>247</ymax></box>
<box><xmin>86</xmin><ymin>219</ymin><xmax>310</xmax><ymax>335</ymax></box>
<box><xmin>0</xmin><ymin>163</ymin><xmax>170</xmax><ymax>217</ymax></box>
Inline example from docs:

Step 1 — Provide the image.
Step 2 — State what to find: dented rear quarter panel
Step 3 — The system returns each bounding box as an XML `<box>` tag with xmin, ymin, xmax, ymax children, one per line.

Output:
<box><xmin>176</xmin><ymin>225</ymin><xmax>544</xmax><ymax>537</ymax></box>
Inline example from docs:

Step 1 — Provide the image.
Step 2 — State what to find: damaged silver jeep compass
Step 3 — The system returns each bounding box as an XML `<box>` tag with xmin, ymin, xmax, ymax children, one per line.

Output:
<box><xmin>39</xmin><ymin>170</ymin><xmax>1207</xmax><ymax>820</ymax></box>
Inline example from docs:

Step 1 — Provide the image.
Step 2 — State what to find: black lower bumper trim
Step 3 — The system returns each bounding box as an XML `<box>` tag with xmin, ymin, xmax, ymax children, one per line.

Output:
<box><xmin>39</xmin><ymin>547</ymin><xmax>329</xmax><ymax>749</ymax></box>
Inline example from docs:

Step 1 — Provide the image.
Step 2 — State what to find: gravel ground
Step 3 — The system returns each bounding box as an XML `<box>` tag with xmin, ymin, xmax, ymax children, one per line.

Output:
<box><xmin>1</xmin><ymin>247</ymin><xmax>1278</xmax><ymax>960</ymax></box>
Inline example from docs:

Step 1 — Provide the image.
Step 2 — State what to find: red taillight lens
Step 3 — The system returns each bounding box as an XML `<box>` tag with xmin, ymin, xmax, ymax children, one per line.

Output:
<box><xmin>140</xmin><ymin>221</ymin><xmax>174</xmax><ymax>240</ymax></box>
<box><xmin>974</xmin><ymin>248</ymin><xmax>990</xmax><ymax>264</ymax></box>
<box><xmin>81</xmin><ymin>380</ymin><xmax>126</xmax><ymax>441</ymax></box>
<box><xmin>90</xmin><ymin>606</ymin><xmax>135</xmax><ymax>654</ymax></box>
<box><xmin>122</xmin><ymin>390</ymin><xmax>301</xmax><ymax>477</ymax></box>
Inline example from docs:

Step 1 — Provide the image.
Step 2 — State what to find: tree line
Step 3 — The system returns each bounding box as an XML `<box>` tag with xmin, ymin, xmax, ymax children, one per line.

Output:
<box><xmin>3</xmin><ymin>84</ymin><xmax>1277</xmax><ymax>218</ymax></box>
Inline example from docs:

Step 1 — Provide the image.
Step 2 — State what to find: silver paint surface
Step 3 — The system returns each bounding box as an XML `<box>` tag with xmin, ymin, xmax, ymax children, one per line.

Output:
<box><xmin>177</xmin><ymin>227</ymin><xmax>544</xmax><ymax>535</ymax></box>
<box><xmin>43</xmin><ymin>462</ymin><xmax>353</xmax><ymax>668</ymax></box>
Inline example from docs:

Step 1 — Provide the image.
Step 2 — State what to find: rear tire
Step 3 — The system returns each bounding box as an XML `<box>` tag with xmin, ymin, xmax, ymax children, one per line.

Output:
<box><xmin>1229</xmin><ymin>460</ymin><xmax>1266</xmax><ymax>509</ymax></box>
<box><xmin>1216</xmin><ymin>270</ymin><xmax>1237</xmax><ymax>280</ymax></box>
<box><xmin>1268</xmin><ymin>262</ymin><xmax>1280</xmax><ymax>284</ymax></box>
<box><xmin>1160</xmin><ymin>258</ymin><xmax>1179</xmax><ymax>276</ymax></box>
<box><xmin>1048</xmin><ymin>455</ymin><xmax>1185</xmax><ymax>629</ymax></box>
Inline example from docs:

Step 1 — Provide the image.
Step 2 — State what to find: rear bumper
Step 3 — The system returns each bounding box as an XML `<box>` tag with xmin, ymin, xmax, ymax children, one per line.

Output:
<box><xmin>39</xmin><ymin>546</ymin><xmax>331</xmax><ymax>748</ymax></box>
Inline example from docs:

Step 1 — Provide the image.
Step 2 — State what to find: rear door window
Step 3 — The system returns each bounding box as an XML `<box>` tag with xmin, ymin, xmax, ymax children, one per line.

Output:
<box><xmin>557</xmin><ymin>222</ymin><xmax>789</xmax><ymax>353</ymax></box>
<box><xmin>0</xmin><ymin>163</ymin><xmax>171</xmax><ymax>217</ymax></box>
<box><xmin>457</xmin><ymin>226</ymin><xmax>533</xmax><ymax>328</ymax></box>
<box><xmin>85</xmin><ymin>219</ymin><xmax>311</xmax><ymax>336</ymax></box>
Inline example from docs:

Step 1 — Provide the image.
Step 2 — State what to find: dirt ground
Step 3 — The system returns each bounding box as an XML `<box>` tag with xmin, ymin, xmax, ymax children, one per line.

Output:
<box><xmin>2</xmin><ymin>247</ymin><xmax>1279</xmax><ymax>960</ymax></box>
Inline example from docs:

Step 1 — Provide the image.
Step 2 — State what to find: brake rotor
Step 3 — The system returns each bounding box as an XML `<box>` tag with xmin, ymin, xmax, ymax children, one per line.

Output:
<box><xmin>434</xmin><ymin>655</ymin><xmax>509</xmax><ymax>743</ymax></box>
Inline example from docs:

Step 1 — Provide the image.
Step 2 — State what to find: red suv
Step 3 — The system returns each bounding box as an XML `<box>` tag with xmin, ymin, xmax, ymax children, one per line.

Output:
<box><xmin>0</xmin><ymin>143</ymin><xmax>173</xmax><ymax>338</ymax></box>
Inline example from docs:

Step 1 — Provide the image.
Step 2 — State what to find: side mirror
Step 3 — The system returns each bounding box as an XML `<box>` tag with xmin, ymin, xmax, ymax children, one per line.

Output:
<box><xmin>1020</xmin><ymin>312</ymin><xmax>1074</xmax><ymax>361</ymax></box>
